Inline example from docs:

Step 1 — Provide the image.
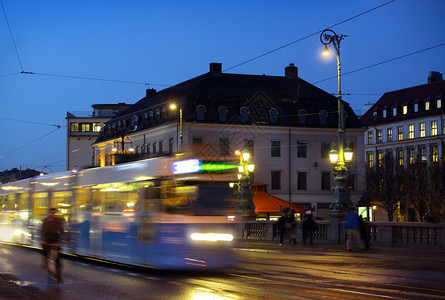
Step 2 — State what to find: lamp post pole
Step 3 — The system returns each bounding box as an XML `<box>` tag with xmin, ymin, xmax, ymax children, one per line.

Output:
<box><xmin>235</xmin><ymin>149</ymin><xmax>256</xmax><ymax>219</ymax></box>
<box><xmin>320</xmin><ymin>29</ymin><xmax>353</xmax><ymax>215</ymax></box>
<box><xmin>170</xmin><ymin>103</ymin><xmax>183</xmax><ymax>152</ymax></box>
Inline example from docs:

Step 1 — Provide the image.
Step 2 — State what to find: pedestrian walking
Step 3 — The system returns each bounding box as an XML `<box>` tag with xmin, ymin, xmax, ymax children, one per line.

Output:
<box><xmin>345</xmin><ymin>209</ymin><xmax>360</xmax><ymax>251</ymax></box>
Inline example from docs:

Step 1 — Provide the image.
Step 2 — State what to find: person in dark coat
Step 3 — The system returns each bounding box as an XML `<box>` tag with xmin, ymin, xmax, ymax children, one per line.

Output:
<box><xmin>358</xmin><ymin>215</ymin><xmax>371</xmax><ymax>250</ymax></box>
<box><xmin>277</xmin><ymin>213</ymin><xmax>289</xmax><ymax>245</ymax></box>
<box><xmin>302</xmin><ymin>210</ymin><xmax>317</xmax><ymax>245</ymax></box>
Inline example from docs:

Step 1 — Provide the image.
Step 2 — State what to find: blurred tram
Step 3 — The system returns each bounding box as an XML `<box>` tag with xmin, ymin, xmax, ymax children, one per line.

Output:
<box><xmin>0</xmin><ymin>156</ymin><xmax>239</xmax><ymax>269</ymax></box>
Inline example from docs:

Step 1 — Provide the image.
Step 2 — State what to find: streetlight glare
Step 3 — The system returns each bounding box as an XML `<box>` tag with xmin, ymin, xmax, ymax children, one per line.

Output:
<box><xmin>321</xmin><ymin>45</ymin><xmax>331</xmax><ymax>57</ymax></box>
<box><xmin>169</xmin><ymin>103</ymin><xmax>177</xmax><ymax>110</ymax></box>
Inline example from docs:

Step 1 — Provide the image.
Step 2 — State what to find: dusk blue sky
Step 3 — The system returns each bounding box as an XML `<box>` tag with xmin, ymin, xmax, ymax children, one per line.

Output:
<box><xmin>1</xmin><ymin>0</ymin><xmax>444</xmax><ymax>173</ymax></box>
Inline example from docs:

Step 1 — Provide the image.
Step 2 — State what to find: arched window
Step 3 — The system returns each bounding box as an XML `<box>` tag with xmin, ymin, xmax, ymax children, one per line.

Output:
<box><xmin>122</xmin><ymin>119</ymin><xmax>127</xmax><ymax>132</ymax></box>
<box><xmin>196</xmin><ymin>105</ymin><xmax>206</xmax><ymax>121</ymax></box>
<box><xmin>131</xmin><ymin>115</ymin><xmax>138</xmax><ymax>131</ymax></box>
<box><xmin>162</xmin><ymin>107</ymin><xmax>167</xmax><ymax>120</ymax></box>
<box><xmin>298</xmin><ymin>109</ymin><xmax>307</xmax><ymax>124</ymax></box>
<box><xmin>218</xmin><ymin>106</ymin><xmax>228</xmax><ymax>122</ymax></box>
<box><xmin>155</xmin><ymin>109</ymin><xmax>161</xmax><ymax>123</ymax></box>
<box><xmin>319</xmin><ymin>110</ymin><xmax>328</xmax><ymax>125</ymax></box>
<box><xmin>112</xmin><ymin>123</ymin><xmax>117</xmax><ymax>135</ymax></box>
<box><xmin>117</xmin><ymin>121</ymin><xmax>121</xmax><ymax>133</ymax></box>
<box><xmin>143</xmin><ymin>113</ymin><xmax>148</xmax><ymax>127</ymax></box>
<box><xmin>240</xmin><ymin>107</ymin><xmax>249</xmax><ymax>122</ymax></box>
<box><xmin>149</xmin><ymin>111</ymin><xmax>154</xmax><ymax>125</ymax></box>
<box><xmin>269</xmin><ymin>108</ymin><xmax>278</xmax><ymax>123</ymax></box>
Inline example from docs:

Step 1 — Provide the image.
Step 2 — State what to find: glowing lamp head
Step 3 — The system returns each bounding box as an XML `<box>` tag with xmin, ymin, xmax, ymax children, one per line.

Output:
<box><xmin>229</xmin><ymin>182</ymin><xmax>235</xmax><ymax>188</ymax></box>
<box><xmin>237</xmin><ymin>174</ymin><xmax>242</xmax><ymax>180</ymax></box>
<box><xmin>247</xmin><ymin>164</ymin><xmax>255</xmax><ymax>172</ymax></box>
<box><xmin>234</xmin><ymin>149</ymin><xmax>241</xmax><ymax>156</ymax></box>
<box><xmin>322</xmin><ymin>45</ymin><xmax>331</xmax><ymax>56</ymax></box>
<box><xmin>238</xmin><ymin>164</ymin><xmax>244</xmax><ymax>173</ymax></box>
<box><xmin>170</xmin><ymin>103</ymin><xmax>177</xmax><ymax>110</ymax></box>
<box><xmin>242</xmin><ymin>150</ymin><xmax>250</xmax><ymax>161</ymax></box>
<box><xmin>344</xmin><ymin>147</ymin><xmax>353</xmax><ymax>163</ymax></box>
<box><xmin>329</xmin><ymin>149</ymin><xmax>339</xmax><ymax>165</ymax></box>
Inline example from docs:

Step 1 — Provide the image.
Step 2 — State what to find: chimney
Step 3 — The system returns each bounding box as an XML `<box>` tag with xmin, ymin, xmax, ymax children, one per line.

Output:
<box><xmin>146</xmin><ymin>88</ymin><xmax>156</xmax><ymax>96</ymax></box>
<box><xmin>209</xmin><ymin>62</ymin><xmax>222</xmax><ymax>76</ymax></box>
<box><xmin>428</xmin><ymin>71</ymin><xmax>443</xmax><ymax>83</ymax></box>
<box><xmin>285</xmin><ymin>63</ymin><xmax>298</xmax><ymax>78</ymax></box>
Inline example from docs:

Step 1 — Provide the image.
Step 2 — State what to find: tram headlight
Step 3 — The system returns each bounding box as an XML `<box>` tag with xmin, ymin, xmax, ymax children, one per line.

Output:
<box><xmin>190</xmin><ymin>233</ymin><xmax>234</xmax><ymax>242</ymax></box>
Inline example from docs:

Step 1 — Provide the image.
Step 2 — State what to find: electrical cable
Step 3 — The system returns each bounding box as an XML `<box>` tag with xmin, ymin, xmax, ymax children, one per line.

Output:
<box><xmin>0</xmin><ymin>72</ymin><xmax>21</xmax><ymax>78</ymax></box>
<box><xmin>312</xmin><ymin>42</ymin><xmax>445</xmax><ymax>85</ymax></box>
<box><xmin>0</xmin><ymin>117</ymin><xmax>65</xmax><ymax>127</ymax></box>
<box><xmin>223</xmin><ymin>0</ymin><xmax>397</xmax><ymax>72</ymax></box>
<box><xmin>0</xmin><ymin>127</ymin><xmax>61</xmax><ymax>159</ymax></box>
<box><xmin>0</xmin><ymin>0</ymin><xmax>24</xmax><ymax>72</ymax></box>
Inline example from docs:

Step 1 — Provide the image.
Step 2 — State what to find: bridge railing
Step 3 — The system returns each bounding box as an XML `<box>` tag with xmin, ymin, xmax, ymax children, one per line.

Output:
<box><xmin>237</xmin><ymin>220</ymin><xmax>445</xmax><ymax>250</ymax></box>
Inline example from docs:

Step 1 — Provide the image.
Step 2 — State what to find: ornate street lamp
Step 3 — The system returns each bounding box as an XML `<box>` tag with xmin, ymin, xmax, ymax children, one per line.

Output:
<box><xmin>231</xmin><ymin>149</ymin><xmax>256</xmax><ymax>219</ymax></box>
<box><xmin>320</xmin><ymin>28</ymin><xmax>354</xmax><ymax>213</ymax></box>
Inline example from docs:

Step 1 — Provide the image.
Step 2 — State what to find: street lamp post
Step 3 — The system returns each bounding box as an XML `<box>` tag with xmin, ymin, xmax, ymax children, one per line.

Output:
<box><xmin>320</xmin><ymin>29</ymin><xmax>354</xmax><ymax>215</ymax></box>
<box><xmin>169</xmin><ymin>103</ymin><xmax>183</xmax><ymax>151</ymax></box>
<box><xmin>233</xmin><ymin>149</ymin><xmax>256</xmax><ymax>219</ymax></box>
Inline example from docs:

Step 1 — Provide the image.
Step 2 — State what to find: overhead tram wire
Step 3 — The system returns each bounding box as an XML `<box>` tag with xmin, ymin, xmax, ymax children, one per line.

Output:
<box><xmin>1</xmin><ymin>0</ymin><xmax>24</xmax><ymax>72</ymax></box>
<box><xmin>223</xmin><ymin>0</ymin><xmax>397</xmax><ymax>72</ymax></box>
<box><xmin>0</xmin><ymin>117</ymin><xmax>65</xmax><ymax>128</ymax></box>
<box><xmin>312</xmin><ymin>42</ymin><xmax>445</xmax><ymax>85</ymax></box>
<box><xmin>0</xmin><ymin>127</ymin><xmax>62</xmax><ymax>159</ymax></box>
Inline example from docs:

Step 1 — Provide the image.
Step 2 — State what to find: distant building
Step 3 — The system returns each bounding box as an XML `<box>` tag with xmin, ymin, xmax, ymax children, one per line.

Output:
<box><xmin>92</xmin><ymin>63</ymin><xmax>365</xmax><ymax>219</ymax></box>
<box><xmin>0</xmin><ymin>168</ymin><xmax>41</xmax><ymax>184</ymax></box>
<box><xmin>360</xmin><ymin>71</ymin><xmax>445</xmax><ymax>220</ymax></box>
<box><xmin>66</xmin><ymin>103</ymin><xmax>131</xmax><ymax>171</ymax></box>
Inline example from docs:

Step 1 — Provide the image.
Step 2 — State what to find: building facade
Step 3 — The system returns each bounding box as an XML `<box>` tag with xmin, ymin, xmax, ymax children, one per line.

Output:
<box><xmin>66</xmin><ymin>103</ymin><xmax>131</xmax><ymax>171</ymax></box>
<box><xmin>92</xmin><ymin>63</ymin><xmax>365</xmax><ymax>219</ymax></box>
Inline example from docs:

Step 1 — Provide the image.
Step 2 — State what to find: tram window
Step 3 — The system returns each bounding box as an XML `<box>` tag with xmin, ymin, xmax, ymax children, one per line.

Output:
<box><xmin>52</xmin><ymin>191</ymin><xmax>71</xmax><ymax>221</ymax></box>
<box><xmin>161</xmin><ymin>180</ymin><xmax>198</xmax><ymax>209</ymax></box>
<box><xmin>93</xmin><ymin>183</ymin><xmax>140</xmax><ymax>213</ymax></box>
<box><xmin>74</xmin><ymin>188</ymin><xmax>91</xmax><ymax>212</ymax></box>
<box><xmin>19</xmin><ymin>193</ymin><xmax>30</xmax><ymax>211</ymax></box>
<box><xmin>4</xmin><ymin>194</ymin><xmax>16</xmax><ymax>210</ymax></box>
<box><xmin>32</xmin><ymin>192</ymin><xmax>48</xmax><ymax>222</ymax></box>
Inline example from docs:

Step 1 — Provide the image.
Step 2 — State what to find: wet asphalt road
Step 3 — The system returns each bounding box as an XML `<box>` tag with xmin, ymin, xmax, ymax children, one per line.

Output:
<box><xmin>1</xmin><ymin>241</ymin><xmax>444</xmax><ymax>299</ymax></box>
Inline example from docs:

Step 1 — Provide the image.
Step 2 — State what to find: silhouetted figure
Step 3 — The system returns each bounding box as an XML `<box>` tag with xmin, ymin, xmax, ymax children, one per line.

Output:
<box><xmin>358</xmin><ymin>216</ymin><xmax>371</xmax><ymax>250</ymax></box>
<box><xmin>302</xmin><ymin>210</ymin><xmax>317</xmax><ymax>245</ymax></box>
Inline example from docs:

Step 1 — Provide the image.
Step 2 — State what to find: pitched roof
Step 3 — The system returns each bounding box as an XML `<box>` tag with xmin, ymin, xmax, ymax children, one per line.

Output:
<box><xmin>95</xmin><ymin>63</ymin><xmax>363</xmax><ymax>144</ymax></box>
<box><xmin>361</xmin><ymin>79</ymin><xmax>445</xmax><ymax>126</ymax></box>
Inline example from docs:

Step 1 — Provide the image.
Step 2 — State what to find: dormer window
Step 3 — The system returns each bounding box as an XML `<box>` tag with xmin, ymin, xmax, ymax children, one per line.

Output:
<box><xmin>149</xmin><ymin>111</ymin><xmax>154</xmax><ymax>124</ymax></box>
<box><xmin>240</xmin><ymin>107</ymin><xmax>249</xmax><ymax>122</ymax></box>
<box><xmin>298</xmin><ymin>109</ymin><xmax>307</xmax><ymax>124</ymax></box>
<box><xmin>155</xmin><ymin>109</ymin><xmax>160</xmax><ymax>123</ymax></box>
<box><xmin>112</xmin><ymin>123</ymin><xmax>117</xmax><ymax>135</ymax></box>
<box><xmin>383</xmin><ymin>109</ymin><xmax>387</xmax><ymax>118</ymax></box>
<box><xmin>414</xmin><ymin>103</ymin><xmax>418</xmax><ymax>112</ymax></box>
<box><xmin>143</xmin><ymin>113</ymin><xmax>148</xmax><ymax>127</ymax></box>
<box><xmin>162</xmin><ymin>107</ymin><xmax>167</xmax><ymax>120</ymax></box>
<box><xmin>393</xmin><ymin>107</ymin><xmax>397</xmax><ymax>116</ymax></box>
<box><xmin>122</xmin><ymin>119</ymin><xmax>127</xmax><ymax>131</ymax></box>
<box><xmin>218</xmin><ymin>106</ymin><xmax>228</xmax><ymax>122</ymax></box>
<box><xmin>437</xmin><ymin>99</ymin><xmax>442</xmax><ymax>109</ymax></box>
<box><xmin>131</xmin><ymin>115</ymin><xmax>138</xmax><ymax>131</ymax></box>
<box><xmin>403</xmin><ymin>105</ymin><xmax>408</xmax><ymax>114</ymax></box>
<box><xmin>372</xmin><ymin>111</ymin><xmax>377</xmax><ymax>119</ymax></box>
<box><xmin>425</xmin><ymin>101</ymin><xmax>430</xmax><ymax>110</ymax></box>
<box><xmin>117</xmin><ymin>121</ymin><xmax>121</xmax><ymax>133</ymax></box>
<box><xmin>319</xmin><ymin>110</ymin><xmax>328</xmax><ymax>125</ymax></box>
<box><xmin>269</xmin><ymin>108</ymin><xmax>279</xmax><ymax>123</ymax></box>
<box><xmin>196</xmin><ymin>105</ymin><xmax>206</xmax><ymax>121</ymax></box>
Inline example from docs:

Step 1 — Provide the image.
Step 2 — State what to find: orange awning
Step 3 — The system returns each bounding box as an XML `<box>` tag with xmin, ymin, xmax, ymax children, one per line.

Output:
<box><xmin>252</xmin><ymin>191</ymin><xmax>304</xmax><ymax>214</ymax></box>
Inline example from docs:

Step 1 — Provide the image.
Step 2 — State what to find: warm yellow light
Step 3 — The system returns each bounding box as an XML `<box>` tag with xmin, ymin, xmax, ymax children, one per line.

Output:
<box><xmin>372</xmin><ymin>205</ymin><xmax>377</xmax><ymax>210</ymax></box>
<box><xmin>170</xmin><ymin>103</ymin><xmax>177</xmax><ymax>110</ymax></box>
<box><xmin>242</xmin><ymin>150</ymin><xmax>250</xmax><ymax>161</ymax></box>
<box><xmin>322</xmin><ymin>45</ymin><xmax>331</xmax><ymax>56</ymax></box>
<box><xmin>229</xmin><ymin>182</ymin><xmax>235</xmax><ymax>188</ymax></box>
<box><xmin>111</xmin><ymin>146</ymin><xmax>118</xmax><ymax>152</ymax></box>
<box><xmin>238</xmin><ymin>165</ymin><xmax>244</xmax><ymax>173</ymax></box>
<box><xmin>329</xmin><ymin>149</ymin><xmax>339</xmax><ymax>165</ymax></box>
<box><xmin>237</xmin><ymin>174</ymin><xmax>242</xmax><ymax>180</ymax></box>
<box><xmin>344</xmin><ymin>147</ymin><xmax>353</xmax><ymax>163</ymax></box>
<box><xmin>247</xmin><ymin>164</ymin><xmax>255</xmax><ymax>172</ymax></box>
<box><xmin>190</xmin><ymin>233</ymin><xmax>234</xmax><ymax>242</ymax></box>
<box><xmin>129</xmin><ymin>147</ymin><xmax>135</xmax><ymax>152</ymax></box>
<box><xmin>234</xmin><ymin>149</ymin><xmax>241</xmax><ymax>156</ymax></box>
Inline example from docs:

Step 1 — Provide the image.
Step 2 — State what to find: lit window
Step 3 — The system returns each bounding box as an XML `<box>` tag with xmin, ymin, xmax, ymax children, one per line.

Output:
<box><xmin>377</xmin><ymin>130</ymin><xmax>382</xmax><ymax>144</ymax></box>
<box><xmin>420</xmin><ymin>123</ymin><xmax>425</xmax><ymax>137</ymax></box>
<box><xmin>432</xmin><ymin>145</ymin><xmax>439</xmax><ymax>162</ymax></box>
<box><xmin>398</xmin><ymin>149</ymin><xmax>404</xmax><ymax>166</ymax></box>
<box><xmin>70</xmin><ymin>122</ymin><xmax>79</xmax><ymax>132</ymax></box>
<box><xmin>387</xmin><ymin>128</ymin><xmax>393</xmax><ymax>142</ymax></box>
<box><xmin>367</xmin><ymin>152</ymin><xmax>374</xmax><ymax>168</ymax></box>
<box><xmin>414</xmin><ymin>103</ymin><xmax>418</xmax><ymax>112</ymax></box>
<box><xmin>403</xmin><ymin>105</ymin><xmax>408</xmax><ymax>114</ymax></box>
<box><xmin>398</xmin><ymin>126</ymin><xmax>403</xmax><ymax>141</ymax></box>
<box><xmin>81</xmin><ymin>123</ymin><xmax>91</xmax><ymax>132</ymax></box>
<box><xmin>93</xmin><ymin>123</ymin><xmax>101</xmax><ymax>132</ymax></box>
<box><xmin>393</xmin><ymin>107</ymin><xmax>397</xmax><ymax>116</ymax></box>
<box><xmin>431</xmin><ymin>120</ymin><xmax>437</xmax><ymax>136</ymax></box>
<box><xmin>408</xmin><ymin>124</ymin><xmax>414</xmax><ymax>139</ymax></box>
<box><xmin>425</xmin><ymin>101</ymin><xmax>430</xmax><ymax>110</ymax></box>
<box><xmin>437</xmin><ymin>99</ymin><xmax>442</xmax><ymax>109</ymax></box>
<box><xmin>368</xmin><ymin>131</ymin><xmax>373</xmax><ymax>145</ymax></box>
<box><xmin>377</xmin><ymin>151</ymin><xmax>383</xmax><ymax>167</ymax></box>
<box><xmin>408</xmin><ymin>148</ymin><xmax>415</xmax><ymax>165</ymax></box>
